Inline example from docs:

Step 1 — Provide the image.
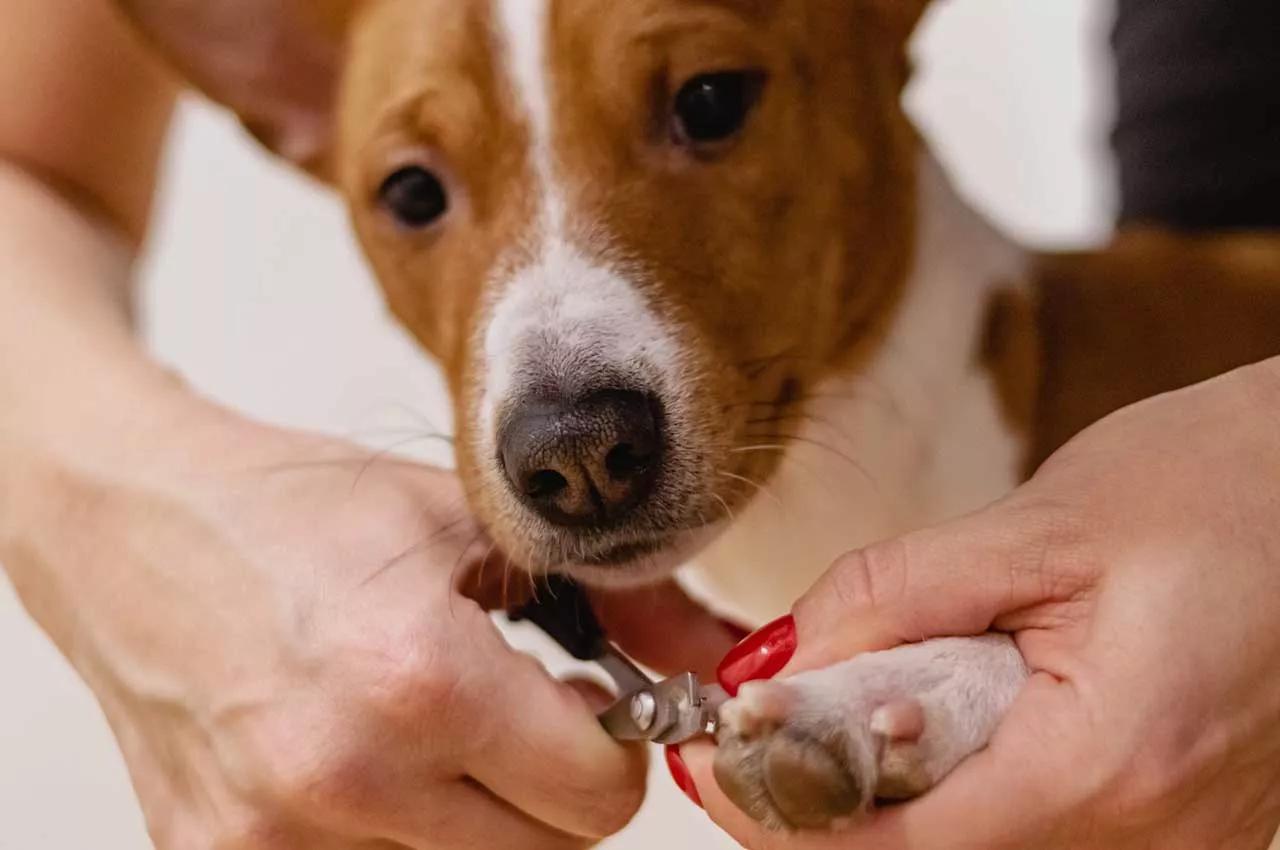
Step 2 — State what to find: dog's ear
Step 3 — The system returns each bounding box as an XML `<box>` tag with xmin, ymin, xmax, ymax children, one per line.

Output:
<box><xmin>866</xmin><ymin>0</ymin><xmax>931</xmax><ymax>45</ymax></box>
<box><xmin>856</xmin><ymin>0</ymin><xmax>931</xmax><ymax>88</ymax></box>
<box><xmin>114</xmin><ymin>0</ymin><xmax>353</xmax><ymax>175</ymax></box>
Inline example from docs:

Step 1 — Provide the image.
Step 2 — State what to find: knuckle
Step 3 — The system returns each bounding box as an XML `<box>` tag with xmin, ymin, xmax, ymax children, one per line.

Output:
<box><xmin>539</xmin><ymin>747</ymin><xmax>647</xmax><ymax>839</ymax></box>
<box><xmin>822</xmin><ymin>538</ymin><xmax>910</xmax><ymax>614</ymax></box>
<box><xmin>1004</xmin><ymin>493</ymin><xmax>1099</xmax><ymax>598</ymax></box>
<box><xmin>578</xmin><ymin>778</ymin><xmax>647</xmax><ymax>838</ymax></box>
<box><xmin>211</xmin><ymin>810</ymin><xmax>295</xmax><ymax>850</ymax></box>
<box><xmin>272</xmin><ymin>744</ymin><xmax>376</xmax><ymax>818</ymax></box>
<box><xmin>362</xmin><ymin>623</ymin><xmax>465</xmax><ymax>722</ymax></box>
<box><xmin>240</xmin><ymin>714</ymin><xmax>376</xmax><ymax>819</ymax></box>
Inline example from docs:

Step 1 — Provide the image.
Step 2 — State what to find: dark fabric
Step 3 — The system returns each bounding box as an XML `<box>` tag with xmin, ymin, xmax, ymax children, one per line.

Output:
<box><xmin>1112</xmin><ymin>0</ymin><xmax>1280</xmax><ymax>230</ymax></box>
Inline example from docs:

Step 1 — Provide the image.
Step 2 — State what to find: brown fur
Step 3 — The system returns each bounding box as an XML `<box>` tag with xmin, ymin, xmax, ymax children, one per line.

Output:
<box><xmin>979</xmin><ymin>285</ymin><xmax>1041</xmax><ymax>440</ymax></box>
<box><xmin>1028</xmin><ymin>229</ymin><xmax>1280</xmax><ymax>472</ymax></box>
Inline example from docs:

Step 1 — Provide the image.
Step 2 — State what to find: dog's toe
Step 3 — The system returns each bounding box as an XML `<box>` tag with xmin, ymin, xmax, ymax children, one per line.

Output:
<box><xmin>868</xmin><ymin>698</ymin><xmax>933</xmax><ymax>800</ymax></box>
<box><xmin>713</xmin><ymin>680</ymin><xmax>871</xmax><ymax>831</ymax></box>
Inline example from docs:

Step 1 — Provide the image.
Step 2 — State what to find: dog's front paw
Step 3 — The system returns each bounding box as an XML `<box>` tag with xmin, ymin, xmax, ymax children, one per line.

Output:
<box><xmin>712</xmin><ymin>635</ymin><xmax>1027</xmax><ymax>831</ymax></box>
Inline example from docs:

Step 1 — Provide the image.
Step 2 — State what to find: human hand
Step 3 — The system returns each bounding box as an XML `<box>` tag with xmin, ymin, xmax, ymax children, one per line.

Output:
<box><xmin>3</xmin><ymin>394</ymin><xmax>737</xmax><ymax>850</ymax></box>
<box><xmin>678</xmin><ymin>359</ymin><xmax>1280</xmax><ymax>849</ymax></box>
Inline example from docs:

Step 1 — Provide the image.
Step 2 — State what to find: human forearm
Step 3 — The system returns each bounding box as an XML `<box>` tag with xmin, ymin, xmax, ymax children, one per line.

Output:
<box><xmin>0</xmin><ymin>162</ymin><xmax>210</xmax><ymax>654</ymax></box>
<box><xmin>0</xmin><ymin>0</ymin><xmax>181</xmax><ymax>496</ymax></box>
<box><xmin>0</xmin><ymin>162</ymin><xmax>192</xmax><ymax>474</ymax></box>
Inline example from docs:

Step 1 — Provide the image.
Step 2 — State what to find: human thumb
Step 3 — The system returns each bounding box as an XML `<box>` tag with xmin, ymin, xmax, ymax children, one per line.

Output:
<box><xmin>785</xmin><ymin>494</ymin><xmax>1096</xmax><ymax>672</ymax></box>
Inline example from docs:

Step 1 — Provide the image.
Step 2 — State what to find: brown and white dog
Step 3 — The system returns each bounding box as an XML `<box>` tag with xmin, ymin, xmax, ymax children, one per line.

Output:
<box><xmin>114</xmin><ymin>0</ymin><xmax>1280</xmax><ymax>833</ymax></box>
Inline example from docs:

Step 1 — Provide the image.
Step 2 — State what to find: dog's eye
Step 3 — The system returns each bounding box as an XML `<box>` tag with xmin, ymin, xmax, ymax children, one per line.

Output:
<box><xmin>672</xmin><ymin>71</ymin><xmax>765</xmax><ymax>146</ymax></box>
<box><xmin>378</xmin><ymin>166</ymin><xmax>448</xmax><ymax>228</ymax></box>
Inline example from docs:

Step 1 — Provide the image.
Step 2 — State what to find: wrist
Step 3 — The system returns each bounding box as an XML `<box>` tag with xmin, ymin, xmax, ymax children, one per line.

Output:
<box><xmin>0</xmin><ymin>359</ymin><xmax>245</xmax><ymax>572</ymax></box>
<box><xmin>0</xmin><ymin>161</ymin><xmax>227</xmax><ymax>550</ymax></box>
<box><xmin>1</xmin><ymin>351</ymin><xmax>188</xmax><ymax>499</ymax></box>
<box><xmin>0</xmin><ymin>374</ymin><xmax>263</xmax><ymax>659</ymax></box>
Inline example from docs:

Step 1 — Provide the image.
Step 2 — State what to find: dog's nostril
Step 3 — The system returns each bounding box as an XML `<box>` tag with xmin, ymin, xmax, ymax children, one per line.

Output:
<box><xmin>605</xmin><ymin>443</ymin><xmax>650</xmax><ymax>479</ymax></box>
<box><xmin>498</xmin><ymin>388</ymin><xmax>664</xmax><ymax>529</ymax></box>
<box><xmin>525</xmin><ymin>469</ymin><xmax>568</xmax><ymax>500</ymax></box>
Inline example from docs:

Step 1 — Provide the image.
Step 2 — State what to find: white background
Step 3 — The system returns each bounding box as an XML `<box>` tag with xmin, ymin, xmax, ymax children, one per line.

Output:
<box><xmin>0</xmin><ymin>2</ymin><xmax>1116</xmax><ymax>847</ymax></box>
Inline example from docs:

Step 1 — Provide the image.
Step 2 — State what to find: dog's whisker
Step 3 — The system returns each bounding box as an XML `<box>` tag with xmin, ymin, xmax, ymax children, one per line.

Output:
<box><xmin>718</xmin><ymin>469</ymin><xmax>785</xmax><ymax>511</ymax></box>
<box><xmin>447</xmin><ymin>528</ymin><xmax>491</xmax><ymax>618</ymax></box>
<box><xmin>743</xmin><ymin>412</ymin><xmax>874</xmax><ymax>461</ymax></box>
<box><xmin>728</xmin><ymin>442</ymin><xmax>792</xmax><ymax>456</ymax></box>
<box><xmin>501</xmin><ymin>553</ymin><xmax>516</xmax><ymax>610</ymax></box>
<box><xmin>359</xmin><ymin>543</ymin><xmax>424</xmax><ymax>590</ymax></box>
<box><xmin>341</xmin><ymin>426</ymin><xmax>456</xmax><ymax>444</ymax></box>
<box><xmin>711</xmin><ymin>492</ymin><xmax>737</xmax><ymax>525</ymax></box>
<box><xmin>745</xmin><ymin>408</ymin><xmax>852</xmax><ymax>433</ymax></box>
<box><xmin>358</xmin><ymin>512</ymin><xmax>474</xmax><ymax>588</ymax></box>
<box><xmin>349</xmin><ymin>433</ymin><xmax>448</xmax><ymax>494</ymax></box>
<box><xmin>470</xmin><ymin>539</ymin><xmax>499</xmax><ymax>599</ymax></box>
<box><xmin>249</xmin><ymin>455</ymin><xmax>436</xmax><ymax>478</ymax></box>
<box><xmin>382</xmin><ymin>401</ymin><xmax>455</xmax><ymax>438</ymax></box>
<box><xmin>744</xmin><ymin>432</ymin><xmax>879</xmax><ymax>492</ymax></box>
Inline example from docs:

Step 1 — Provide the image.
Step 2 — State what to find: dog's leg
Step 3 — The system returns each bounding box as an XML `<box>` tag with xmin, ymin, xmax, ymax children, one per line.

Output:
<box><xmin>713</xmin><ymin>634</ymin><xmax>1028</xmax><ymax>831</ymax></box>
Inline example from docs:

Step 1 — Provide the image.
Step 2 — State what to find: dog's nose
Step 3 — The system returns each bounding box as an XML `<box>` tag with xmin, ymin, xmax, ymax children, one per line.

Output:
<box><xmin>500</xmin><ymin>390</ymin><xmax>662</xmax><ymax>527</ymax></box>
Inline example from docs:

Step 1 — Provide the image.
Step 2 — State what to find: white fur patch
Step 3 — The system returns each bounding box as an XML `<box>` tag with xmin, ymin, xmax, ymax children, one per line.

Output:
<box><xmin>493</xmin><ymin>0</ymin><xmax>564</xmax><ymax>230</ymax></box>
<box><xmin>483</xmin><ymin>0</ymin><xmax>685</xmax><ymax>455</ymax></box>
<box><xmin>480</xmin><ymin>242</ymin><xmax>685</xmax><ymax>432</ymax></box>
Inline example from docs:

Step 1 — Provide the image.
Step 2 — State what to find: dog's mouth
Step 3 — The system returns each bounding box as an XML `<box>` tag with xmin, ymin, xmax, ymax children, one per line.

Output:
<box><xmin>550</xmin><ymin>519</ymin><xmax>727</xmax><ymax>585</ymax></box>
<box><xmin>576</xmin><ymin>538</ymin><xmax>666</xmax><ymax>567</ymax></box>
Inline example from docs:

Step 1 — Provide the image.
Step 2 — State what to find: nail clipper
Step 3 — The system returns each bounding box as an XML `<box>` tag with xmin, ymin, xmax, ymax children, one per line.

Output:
<box><xmin>509</xmin><ymin>575</ymin><xmax>727</xmax><ymax>745</ymax></box>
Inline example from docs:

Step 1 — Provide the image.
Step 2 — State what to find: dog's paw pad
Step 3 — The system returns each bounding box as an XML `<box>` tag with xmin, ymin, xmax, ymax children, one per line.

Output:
<box><xmin>760</xmin><ymin>730</ymin><xmax>864</xmax><ymax>829</ymax></box>
<box><xmin>713</xmin><ymin>680</ymin><xmax>873</xmax><ymax>831</ymax></box>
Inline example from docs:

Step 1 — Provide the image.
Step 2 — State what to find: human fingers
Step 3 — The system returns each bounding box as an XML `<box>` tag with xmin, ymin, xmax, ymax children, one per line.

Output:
<box><xmin>375</xmin><ymin>780</ymin><xmax>593</xmax><ymax>850</ymax></box>
<box><xmin>788</xmin><ymin>497</ymin><xmax>1097</xmax><ymax>672</ymax></box>
<box><xmin>457</xmin><ymin>640</ymin><xmax>648</xmax><ymax>841</ymax></box>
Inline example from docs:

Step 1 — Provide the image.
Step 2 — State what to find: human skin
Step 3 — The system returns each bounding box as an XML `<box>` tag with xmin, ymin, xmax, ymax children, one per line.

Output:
<box><xmin>0</xmin><ymin>1</ymin><xmax>737</xmax><ymax>847</ymax></box>
<box><xmin>681</xmin><ymin>358</ymin><xmax>1280</xmax><ymax>850</ymax></box>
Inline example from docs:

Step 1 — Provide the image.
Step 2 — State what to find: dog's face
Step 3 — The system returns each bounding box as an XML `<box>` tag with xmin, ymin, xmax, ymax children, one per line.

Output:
<box><xmin>122</xmin><ymin>0</ymin><xmax>925</xmax><ymax>581</ymax></box>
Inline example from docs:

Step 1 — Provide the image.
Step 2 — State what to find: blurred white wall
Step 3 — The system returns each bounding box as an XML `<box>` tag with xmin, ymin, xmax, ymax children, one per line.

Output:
<box><xmin>0</xmin><ymin>2</ymin><xmax>1113</xmax><ymax>848</ymax></box>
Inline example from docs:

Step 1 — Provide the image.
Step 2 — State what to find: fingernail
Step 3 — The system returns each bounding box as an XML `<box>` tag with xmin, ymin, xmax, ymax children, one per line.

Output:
<box><xmin>665</xmin><ymin>745</ymin><xmax>703</xmax><ymax>808</ymax></box>
<box><xmin>717</xmin><ymin>618</ymin><xmax>753</xmax><ymax>644</ymax></box>
<box><xmin>716</xmin><ymin>614</ymin><xmax>797</xmax><ymax>696</ymax></box>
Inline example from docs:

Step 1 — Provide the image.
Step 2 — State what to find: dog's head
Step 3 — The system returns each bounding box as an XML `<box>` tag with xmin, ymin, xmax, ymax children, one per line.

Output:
<box><xmin>121</xmin><ymin>0</ymin><xmax>928</xmax><ymax>581</ymax></box>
